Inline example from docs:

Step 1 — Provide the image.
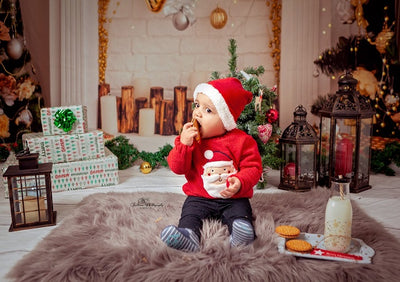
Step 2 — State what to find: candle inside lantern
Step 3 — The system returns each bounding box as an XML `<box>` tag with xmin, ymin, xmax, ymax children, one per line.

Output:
<box><xmin>100</xmin><ymin>95</ymin><xmax>118</xmax><ymax>135</ymax></box>
<box><xmin>284</xmin><ymin>162</ymin><xmax>296</xmax><ymax>179</ymax></box>
<box><xmin>335</xmin><ymin>136</ymin><xmax>353</xmax><ymax>177</ymax></box>
<box><xmin>139</xmin><ymin>108</ymin><xmax>155</xmax><ymax>136</ymax></box>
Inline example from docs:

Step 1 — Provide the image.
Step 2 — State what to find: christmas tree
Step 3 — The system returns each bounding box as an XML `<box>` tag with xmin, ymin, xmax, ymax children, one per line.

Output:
<box><xmin>211</xmin><ymin>39</ymin><xmax>282</xmax><ymax>188</ymax></box>
<box><xmin>313</xmin><ymin>0</ymin><xmax>399</xmax><ymax>138</ymax></box>
<box><xmin>0</xmin><ymin>0</ymin><xmax>43</xmax><ymax>161</ymax></box>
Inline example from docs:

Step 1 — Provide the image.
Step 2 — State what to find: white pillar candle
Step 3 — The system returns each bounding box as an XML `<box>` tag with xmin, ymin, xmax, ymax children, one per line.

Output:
<box><xmin>100</xmin><ymin>95</ymin><xmax>118</xmax><ymax>135</ymax></box>
<box><xmin>138</xmin><ymin>108</ymin><xmax>155</xmax><ymax>136</ymax></box>
<box><xmin>133</xmin><ymin>77</ymin><xmax>151</xmax><ymax>100</ymax></box>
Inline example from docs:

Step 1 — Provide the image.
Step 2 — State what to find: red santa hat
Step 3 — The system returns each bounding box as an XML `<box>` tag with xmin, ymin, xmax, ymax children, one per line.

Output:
<box><xmin>203</xmin><ymin>150</ymin><xmax>236</xmax><ymax>169</ymax></box>
<box><xmin>194</xmin><ymin>77</ymin><xmax>253</xmax><ymax>131</ymax></box>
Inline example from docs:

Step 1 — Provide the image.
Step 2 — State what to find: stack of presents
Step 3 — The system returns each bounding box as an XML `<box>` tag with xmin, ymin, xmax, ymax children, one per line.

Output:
<box><xmin>2</xmin><ymin>105</ymin><xmax>119</xmax><ymax>196</ymax></box>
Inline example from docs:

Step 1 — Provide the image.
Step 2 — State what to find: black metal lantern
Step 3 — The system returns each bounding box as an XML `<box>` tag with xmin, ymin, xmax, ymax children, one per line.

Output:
<box><xmin>279</xmin><ymin>105</ymin><xmax>318</xmax><ymax>191</ymax></box>
<box><xmin>318</xmin><ymin>72</ymin><xmax>375</xmax><ymax>193</ymax></box>
<box><xmin>3</xmin><ymin>151</ymin><xmax>56</xmax><ymax>231</ymax></box>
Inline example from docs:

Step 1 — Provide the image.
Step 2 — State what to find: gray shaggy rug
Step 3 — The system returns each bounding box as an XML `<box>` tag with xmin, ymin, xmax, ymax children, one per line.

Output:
<box><xmin>7</xmin><ymin>188</ymin><xmax>400</xmax><ymax>282</ymax></box>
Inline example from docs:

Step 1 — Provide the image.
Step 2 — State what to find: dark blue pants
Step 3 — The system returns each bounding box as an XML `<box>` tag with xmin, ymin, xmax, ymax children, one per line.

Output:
<box><xmin>178</xmin><ymin>196</ymin><xmax>254</xmax><ymax>239</ymax></box>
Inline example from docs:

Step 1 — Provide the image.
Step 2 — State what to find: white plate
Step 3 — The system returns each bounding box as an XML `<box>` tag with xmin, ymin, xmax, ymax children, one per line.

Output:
<box><xmin>277</xmin><ymin>233</ymin><xmax>375</xmax><ymax>264</ymax></box>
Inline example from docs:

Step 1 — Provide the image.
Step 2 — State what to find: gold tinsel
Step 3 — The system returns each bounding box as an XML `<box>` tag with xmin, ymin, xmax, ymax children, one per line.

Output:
<box><xmin>266</xmin><ymin>0</ymin><xmax>281</xmax><ymax>86</ymax></box>
<box><xmin>98</xmin><ymin>0</ymin><xmax>111</xmax><ymax>84</ymax></box>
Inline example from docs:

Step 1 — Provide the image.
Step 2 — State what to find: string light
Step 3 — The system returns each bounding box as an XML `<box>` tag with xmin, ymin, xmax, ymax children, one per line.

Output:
<box><xmin>266</xmin><ymin>0</ymin><xmax>281</xmax><ymax>85</ymax></box>
<box><xmin>98</xmin><ymin>0</ymin><xmax>110</xmax><ymax>84</ymax></box>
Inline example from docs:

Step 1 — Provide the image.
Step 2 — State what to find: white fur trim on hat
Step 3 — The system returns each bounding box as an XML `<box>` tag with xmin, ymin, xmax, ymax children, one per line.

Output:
<box><xmin>194</xmin><ymin>83</ymin><xmax>237</xmax><ymax>131</ymax></box>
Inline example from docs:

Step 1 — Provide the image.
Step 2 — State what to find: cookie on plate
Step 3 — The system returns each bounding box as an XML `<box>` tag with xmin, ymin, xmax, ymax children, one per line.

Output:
<box><xmin>285</xmin><ymin>239</ymin><xmax>313</xmax><ymax>253</ymax></box>
<box><xmin>275</xmin><ymin>225</ymin><xmax>300</xmax><ymax>239</ymax></box>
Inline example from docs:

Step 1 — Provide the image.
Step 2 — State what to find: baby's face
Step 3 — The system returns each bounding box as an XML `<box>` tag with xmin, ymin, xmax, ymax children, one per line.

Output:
<box><xmin>193</xmin><ymin>93</ymin><xmax>226</xmax><ymax>139</ymax></box>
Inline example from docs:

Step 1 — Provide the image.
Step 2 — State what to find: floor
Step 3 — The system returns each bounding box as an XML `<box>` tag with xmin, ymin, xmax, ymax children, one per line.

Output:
<box><xmin>0</xmin><ymin>134</ymin><xmax>399</xmax><ymax>281</ymax></box>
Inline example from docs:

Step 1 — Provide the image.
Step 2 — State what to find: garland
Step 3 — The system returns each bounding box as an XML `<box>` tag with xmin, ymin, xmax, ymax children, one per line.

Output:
<box><xmin>105</xmin><ymin>135</ymin><xmax>172</xmax><ymax>170</ymax></box>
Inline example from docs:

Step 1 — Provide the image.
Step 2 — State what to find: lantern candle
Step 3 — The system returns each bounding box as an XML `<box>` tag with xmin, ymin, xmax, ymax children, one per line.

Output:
<box><xmin>284</xmin><ymin>162</ymin><xmax>296</xmax><ymax>179</ymax></box>
<box><xmin>100</xmin><ymin>95</ymin><xmax>118</xmax><ymax>135</ymax></box>
<box><xmin>335</xmin><ymin>136</ymin><xmax>353</xmax><ymax>177</ymax></box>
<box><xmin>139</xmin><ymin>108</ymin><xmax>155</xmax><ymax>136</ymax></box>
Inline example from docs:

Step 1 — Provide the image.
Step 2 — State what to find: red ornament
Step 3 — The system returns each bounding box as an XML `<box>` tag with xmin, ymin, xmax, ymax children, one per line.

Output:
<box><xmin>266</xmin><ymin>109</ymin><xmax>279</xmax><ymax>123</ymax></box>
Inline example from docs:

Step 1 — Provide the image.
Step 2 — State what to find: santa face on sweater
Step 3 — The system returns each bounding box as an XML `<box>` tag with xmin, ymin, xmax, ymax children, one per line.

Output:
<box><xmin>201</xmin><ymin>160</ymin><xmax>237</xmax><ymax>198</ymax></box>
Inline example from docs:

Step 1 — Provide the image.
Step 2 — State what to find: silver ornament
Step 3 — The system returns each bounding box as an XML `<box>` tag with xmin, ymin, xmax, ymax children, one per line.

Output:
<box><xmin>172</xmin><ymin>11</ymin><xmax>189</xmax><ymax>31</ymax></box>
<box><xmin>6</xmin><ymin>38</ymin><xmax>24</xmax><ymax>60</ymax></box>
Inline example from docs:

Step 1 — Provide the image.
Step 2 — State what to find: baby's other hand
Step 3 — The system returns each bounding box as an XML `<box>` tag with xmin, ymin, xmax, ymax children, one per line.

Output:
<box><xmin>220</xmin><ymin>176</ymin><xmax>241</xmax><ymax>198</ymax></box>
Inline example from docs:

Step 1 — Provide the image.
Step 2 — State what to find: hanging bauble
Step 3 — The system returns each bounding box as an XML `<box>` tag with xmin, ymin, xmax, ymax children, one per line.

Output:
<box><xmin>172</xmin><ymin>10</ymin><xmax>189</xmax><ymax>31</ymax></box>
<box><xmin>266</xmin><ymin>109</ymin><xmax>279</xmax><ymax>123</ymax></box>
<box><xmin>210</xmin><ymin>6</ymin><xmax>227</xmax><ymax>29</ymax></box>
<box><xmin>6</xmin><ymin>37</ymin><xmax>24</xmax><ymax>60</ymax></box>
<box><xmin>15</xmin><ymin>107</ymin><xmax>33</xmax><ymax>127</ymax></box>
<box><xmin>384</xmin><ymin>93</ymin><xmax>400</xmax><ymax>108</ymax></box>
<box><xmin>258</xmin><ymin>123</ymin><xmax>273</xmax><ymax>144</ymax></box>
<box><xmin>140</xmin><ymin>161</ymin><xmax>152</xmax><ymax>174</ymax></box>
<box><xmin>374</xmin><ymin>28</ymin><xmax>394</xmax><ymax>54</ymax></box>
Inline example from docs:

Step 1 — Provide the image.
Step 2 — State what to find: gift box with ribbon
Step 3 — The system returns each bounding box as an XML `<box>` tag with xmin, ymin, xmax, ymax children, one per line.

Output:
<box><xmin>41</xmin><ymin>105</ymin><xmax>88</xmax><ymax>136</ymax></box>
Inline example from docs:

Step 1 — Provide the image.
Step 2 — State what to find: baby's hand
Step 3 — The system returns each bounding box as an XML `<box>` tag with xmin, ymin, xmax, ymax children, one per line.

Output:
<box><xmin>220</xmin><ymin>176</ymin><xmax>241</xmax><ymax>198</ymax></box>
<box><xmin>180</xmin><ymin>122</ymin><xmax>199</xmax><ymax>146</ymax></box>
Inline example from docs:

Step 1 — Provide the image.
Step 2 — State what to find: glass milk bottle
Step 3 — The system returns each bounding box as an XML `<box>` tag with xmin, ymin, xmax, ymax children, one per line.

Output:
<box><xmin>324</xmin><ymin>177</ymin><xmax>352</xmax><ymax>253</ymax></box>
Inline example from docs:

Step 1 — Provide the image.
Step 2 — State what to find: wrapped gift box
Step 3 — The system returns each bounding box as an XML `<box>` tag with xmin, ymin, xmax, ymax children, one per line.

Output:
<box><xmin>41</xmin><ymin>105</ymin><xmax>88</xmax><ymax>136</ymax></box>
<box><xmin>51</xmin><ymin>147</ymin><xmax>119</xmax><ymax>192</ymax></box>
<box><xmin>22</xmin><ymin>130</ymin><xmax>105</xmax><ymax>164</ymax></box>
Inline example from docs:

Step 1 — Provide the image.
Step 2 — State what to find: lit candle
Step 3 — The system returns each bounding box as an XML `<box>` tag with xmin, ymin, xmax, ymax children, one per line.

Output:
<box><xmin>100</xmin><ymin>95</ymin><xmax>118</xmax><ymax>135</ymax></box>
<box><xmin>139</xmin><ymin>108</ymin><xmax>155</xmax><ymax>136</ymax></box>
<box><xmin>133</xmin><ymin>77</ymin><xmax>151</xmax><ymax>100</ymax></box>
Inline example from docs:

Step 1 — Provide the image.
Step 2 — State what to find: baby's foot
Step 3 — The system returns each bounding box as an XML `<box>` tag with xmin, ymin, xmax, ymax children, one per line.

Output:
<box><xmin>160</xmin><ymin>225</ymin><xmax>200</xmax><ymax>252</ymax></box>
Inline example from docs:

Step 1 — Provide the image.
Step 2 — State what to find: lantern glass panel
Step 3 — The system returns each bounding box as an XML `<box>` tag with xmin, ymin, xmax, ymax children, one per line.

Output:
<box><xmin>12</xmin><ymin>174</ymin><xmax>49</xmax><ymax>225</ymax></box>
<box><xmin>334</xmin><ymin>118</ymin><xmax>356</xmax><ymax>178</ymax></box>
<box><xmin>358</xmin><ymin>118</ymin><xmax>372</xmax><ymax>184</ymax></box>
<box><xmin>319</xmin><ymin>117</ymin><xmax>331</xmax><ymax>184</ymax></box>
<box><xmin>299</xmin><ymin>144</ymin><xmax>316</xmax><ymax>187</ymax></box>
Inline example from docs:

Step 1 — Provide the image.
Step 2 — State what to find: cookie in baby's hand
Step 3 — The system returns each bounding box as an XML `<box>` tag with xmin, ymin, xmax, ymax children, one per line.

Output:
<box><xmin>192</xmin><ymin>118</ymin><xmax>201</xmax><ymax>143</ymax></box>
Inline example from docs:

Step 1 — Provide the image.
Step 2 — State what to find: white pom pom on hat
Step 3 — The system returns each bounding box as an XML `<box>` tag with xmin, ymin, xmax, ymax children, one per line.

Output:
<box><xmin>194</xmin><ymin>77</ymin><xmax>253</xmax><ymax>131</ymax></box>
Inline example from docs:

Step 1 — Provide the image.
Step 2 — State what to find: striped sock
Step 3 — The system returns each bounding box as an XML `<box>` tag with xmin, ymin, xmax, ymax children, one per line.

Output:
<box><xmin>160</xmin><ymin>225</ymin><xmax>200</xmax><ymax>252</ymax></box>
<box><xmin>230</xmin><ymin>219</ymin><xmax>255</xmax><ymax>247</ymax></box>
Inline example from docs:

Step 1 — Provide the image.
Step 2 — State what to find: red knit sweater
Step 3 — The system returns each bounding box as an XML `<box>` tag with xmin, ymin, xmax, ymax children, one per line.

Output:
<box><xmin>167</xmin><ymin>129</ymin><xmax>263</xmax><ymax>199</ymax></box>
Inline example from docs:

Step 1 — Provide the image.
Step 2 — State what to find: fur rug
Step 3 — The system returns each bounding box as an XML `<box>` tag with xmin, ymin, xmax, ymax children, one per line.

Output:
<box><xmin>7</xmin><ymin>188</ymin><xmax>400</xmax><ymax>282</ymax></box>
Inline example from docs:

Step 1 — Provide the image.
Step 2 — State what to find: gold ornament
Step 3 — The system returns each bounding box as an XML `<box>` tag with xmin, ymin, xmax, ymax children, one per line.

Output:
<box><xmin>210</xmin><ymin>6</ymin><xmax>227</xmax><ymax>29</ymax></box>
<box><xmin>140</xmin><ymin>161</ymin><xmax>152</xmax><ymax>174</ymax></box>
<box><xmin>373</xmin><ymin>27</ymin><xmax>394</xmax><ymax>54</ymax></box>
<box><xmin>351</xmin><ymin>0</ymin><xmax>368</xmax><ymax>29</ymax></box>
<box><xmin>145</xmin><ymin>0</ymin><xmax>165</xmax><ymax>13</ymax></box>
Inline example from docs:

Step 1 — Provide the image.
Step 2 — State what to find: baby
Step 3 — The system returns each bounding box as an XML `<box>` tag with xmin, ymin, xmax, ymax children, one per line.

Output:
<box><xmin>161</xmin><ymin>77</ymin><xmax>263</xmax><ymax>252</ymax></box>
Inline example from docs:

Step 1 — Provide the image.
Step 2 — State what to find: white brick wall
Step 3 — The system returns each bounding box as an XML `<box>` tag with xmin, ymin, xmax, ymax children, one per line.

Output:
<box><xmin>105</xmin><ymin>0</ymin><xmax>274</xmax><ymax>99</ymax></box>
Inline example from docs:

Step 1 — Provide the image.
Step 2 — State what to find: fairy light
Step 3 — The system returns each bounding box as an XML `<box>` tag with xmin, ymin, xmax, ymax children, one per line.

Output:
<box><xmin>98</xmin><ymin>0</ymin><xmax>110</xmax><ymax>84</ymax></box>
<box><xmin>266</xmin><ymin>0</ymin><xmax>282</xmax><ymax>85</ymax></box>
